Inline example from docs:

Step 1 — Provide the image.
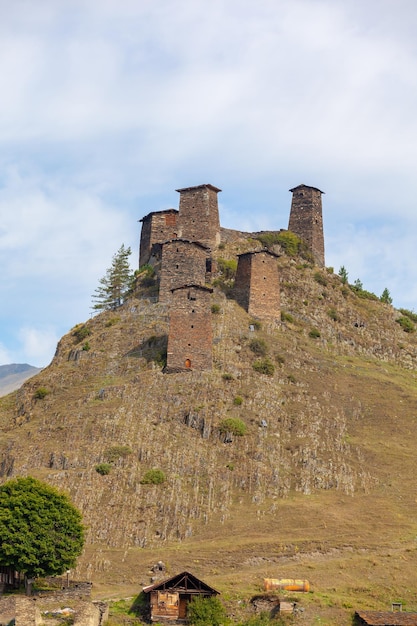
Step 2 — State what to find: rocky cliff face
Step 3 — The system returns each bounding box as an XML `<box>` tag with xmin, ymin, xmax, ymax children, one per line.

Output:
<box><xmin>0</xmin><ymin>250</ymin><xmax>417</xmax><ymax>598</ymax></box>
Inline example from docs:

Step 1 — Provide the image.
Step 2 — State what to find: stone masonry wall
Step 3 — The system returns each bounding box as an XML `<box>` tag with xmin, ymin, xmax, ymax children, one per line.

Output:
<box><xmin>166</xmin><ymin>285</ymin><xmax>213</xmax><ymax>371</ymax></box>
<box><xmin>234</xmin><ymin>251</ymin><xmax>280</xmax><ymax>321</ymax></box>
<box><xmin>176</xmin><ymin>184</ymin><xmax>221</xmax><ymax>250</ymax></box>
<box><xmin>288</xmin><ymin>185</ymin><xmax>325</xmax><ymax>267</ymax></box>
<box><xmin>159</xmin><ymin>240</ymin><xmax>208</xmax><ymax>304</ymax></box>
<box><xmin>139</xmin><ymin>209</ymin><xmax>179</xmax><ymax>267</ymax></box>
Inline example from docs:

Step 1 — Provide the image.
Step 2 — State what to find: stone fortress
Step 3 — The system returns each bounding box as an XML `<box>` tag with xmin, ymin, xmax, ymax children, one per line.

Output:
<box><xmin>138</xmin><ymin>183</ymin><xmax>325</xmax><ymax>372</ymax></box>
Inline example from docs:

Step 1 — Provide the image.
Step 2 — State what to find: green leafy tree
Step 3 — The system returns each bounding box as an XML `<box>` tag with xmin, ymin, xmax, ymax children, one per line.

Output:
<box><xmin>187</xmin><ymin>595</ymin><xmax>228</xmax><ymax>626</ymax></box>
<box><xmin>380</xmin><ymin>287</ymin><xmax>393</xmax><ymax>304</ymax></box>
<box><xmin>0</xmin><ymin>477</ymin><xmax>84</xmax><ymax>580</ymax></box>
<box><xmin>92</xmin><ymin>244</ymin><xmax>133</xmax><ymax>311</ymax></box>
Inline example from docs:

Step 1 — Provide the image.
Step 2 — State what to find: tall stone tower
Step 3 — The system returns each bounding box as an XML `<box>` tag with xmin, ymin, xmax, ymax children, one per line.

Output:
<box><xmin>234</xmin><ymin>250</ymin><xmax>280</xmax><ymax>321</ymax></box>
<box><xmin>176</xmin><ymin>184</ymin><xmax>221</xmax><ymax>250</ymax></box>
<box><xmin>139</xmin><ymin>209</ymin><xmax>179</xmax><ymax>267</ymax></box>
<box><xmin>166</xmin><ymin>285</ymin><xmax>213</xmax><ymax>372</ymax></box>
<box><xmin>158</xmin><ymin>240</ymin><xmax>208</xmax><ymax>304</ymax></box>
<box><xmin>288</xmin><ymin>184</ymin><xmax>325</xmax><ymax>267</ymax></box>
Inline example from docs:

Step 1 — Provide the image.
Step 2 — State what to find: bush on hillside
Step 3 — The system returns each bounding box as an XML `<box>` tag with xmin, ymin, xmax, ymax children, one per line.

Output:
<box><xmin>33</xmin><ymin>387</ymin><xmax>50</xmax><ymax>400</ymax></box>
<box><xmin>140</xmin><ymin>468</ymin><xmax>166</xmax><ymax>485</ymax></box>
<box><xmin>398</xmin><ymin>308</ymin><xmax>417</xmax><ymax>323</ymax></box>
<box><xmin>187</xmin><ymin>595</ymin><xmax>228</xmax><ymax>626</ymax></box>
<box><xmin>249</xmin><ymin>338</ymin><xmax>267</xmax><ymax>356</ymax></box>
<box><xmin>396</xmin><ymin>316</ymin><xmax>415</xmax><ymax>333</ymax></box>
<box><xmin>252</xmin><ymin>358</ymin><xmax>275</xmax><ymax>376</ymax></box>
<box><xmin>219</xmin><ymin>418</ymin><xmax>247</xmax><ymax>436</ymax></box>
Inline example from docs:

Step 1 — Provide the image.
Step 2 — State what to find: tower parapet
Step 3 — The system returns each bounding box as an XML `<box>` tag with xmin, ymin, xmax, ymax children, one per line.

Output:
<box><xmin>288</xmin><ymin>184</ymin><xmax>325</xmax><ymax>267</ymax></box>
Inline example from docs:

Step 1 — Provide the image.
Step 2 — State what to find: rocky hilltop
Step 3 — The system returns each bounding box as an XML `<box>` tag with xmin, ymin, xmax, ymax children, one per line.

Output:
<box><xmin>1</xmin><ymin>239</ymin><xmax>417</xmax><ymax>624</ymax></box>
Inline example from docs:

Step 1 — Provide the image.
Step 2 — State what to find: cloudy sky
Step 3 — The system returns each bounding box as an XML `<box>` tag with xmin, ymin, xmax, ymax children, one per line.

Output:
<box><xmin>1</xmin><ymin>0</ymin><xmax>416</xmax><ymax>367</ymax></box>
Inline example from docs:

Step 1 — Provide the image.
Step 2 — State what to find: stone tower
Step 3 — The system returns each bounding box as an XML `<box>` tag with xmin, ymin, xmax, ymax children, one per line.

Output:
<box><xmin>288</xmin><ymin>184</ymin><xmax>325</xmax><ymax>267</ymax></box>
<box><xmin>176</xmin><ymin>184</ymin><xmax>221</xmax><ymax>250</ymax></box>
<box><xmin>158</xmin><ymin>240</ymin><xmax>209</xmax><ymax>304</ymax></box>
<box><xmin>139</xmin><ymin>209</ymin><xmax>179</xmax><ymax>267</ymax></box>
<box><xmin>234</xmin><ymin>250</ymin><xmax>280</xmax><ymax>320</ymax></box>
<box><xmin>166</xmin><ymin>285</ymin><xmax>213</xmax><ymax>372</ymax></box>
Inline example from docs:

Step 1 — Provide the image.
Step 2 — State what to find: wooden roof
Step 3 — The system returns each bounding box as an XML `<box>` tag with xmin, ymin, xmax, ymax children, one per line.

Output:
<box><xmin>355</xmin><ymin>610</ymin><xmax>417</xmax><ymax>625</ymax></box>
<box><xmin>143</xmin><ymin>571</ymin><xmax>219</xmax><ymax>595</ymax></box>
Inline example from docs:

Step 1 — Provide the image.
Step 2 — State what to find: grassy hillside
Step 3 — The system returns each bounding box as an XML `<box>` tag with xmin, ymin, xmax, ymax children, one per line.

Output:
<box><xmin>1</xmin><ymin>247</ymin><xmax>417</xmax><ymax>624</ymax></box>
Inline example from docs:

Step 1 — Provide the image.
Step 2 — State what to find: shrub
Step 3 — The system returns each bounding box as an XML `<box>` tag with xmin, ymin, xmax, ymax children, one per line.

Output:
<box><xmin>140</xmin><ymin>468</ymin><xmax>166</xmax><ymax>484</ymax></box>
<box><xmin>281</xmin><ymin>311</ymin><xmax>294</xmax><ymax>323</ymax></box>
<box><xmin>252</xmin><ymin>358</ymin><xmax>275</xmax><ymax>376</ymax></box>
<box><xmin>255</xmin><ymin>230</ymin><xmax>303</xmax><ymax>257</ymax></box>
<box><xmin>275</xmin><ymin>353</ymin><xmax>285</xmax><ymax>365</ymax></box>
<box><xmin>249</xmin><ymin>338</ymin><xmax>267</xmax><ymax>356</ymax></box>
<box><xmin>217</xmin><ymin>258</ymin><xmax>238</xmax><ymax>280</ymax></box>
<box><xmin>82</xmin><ymin>341</ymin><xmax>91</xmax><ymax>351</ymax></box>
<box><xmin>187</xmin><ymin>595</ymin><xmax>228</xmax><ymax>626</ymax></box>
<box><xmin>309</xmin><ymin>328</ymin><xmax>321</xmax><ymax>338</ymax></box>
<box><xmin>314</xmin><ymin>271</ymin><xmax>327</xmax><ymax>286</ymax></box>
<box><xmin>233</xmin><ymin>396</ymin><xmax>243</xmax><ymax>406</ymax></box>
<box><xmin>398</xmin><ymin>308</ymin><xmax>417</xmax><ymax>323</ymax></box>
<box><xmin>222</xmin><ymin>373</ymin><xmax>234</xmax><ymax>381</ymax></box>
<box><xmin>33</xmin><ymin>387</ymin><xmax>49</xmax><ymax>399</ymax></box>
<box><xmin>105</xmin><ymin>316</ymin><xmax>120</xmax><ymax>327</ymax></box>
<box><xmin>219</xmin><ymin>417</ymin><xmax>247</xmax><ymax>436</ymax></box>
<box><xmin>104</xmin><ymin>445</ymin><xmax>132</xmax><ymax>463</ymax></box>
<box><xmin>211</xmin><ymin>304</ymin><xmax>221</xmax><ymax>314</ymax></box>
<box><xmin>327</xmin><ymin>308</ymin><xmax>339</xmax><ymax>322</ymax></box>
<box><xmin>73</xmin><ymin>325</ymin><xmax>91</xmax><ymax>342</ymax></box>
<box><xmin>95</xmin><ymin>463</ymin><xmax>111</xmax><ymax>475</ymax></box>
<box><xmin>396</xmin><ymin>316</ymin><xmax>415</xmax><ymax>333</ymax></box>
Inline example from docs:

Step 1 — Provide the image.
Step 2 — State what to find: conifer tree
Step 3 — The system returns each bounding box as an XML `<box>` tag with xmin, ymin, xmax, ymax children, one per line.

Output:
<box><xmin>380</xmin><ymin>287</ymin><xmax>393</xmax><ymax>304</ymax></box>
<box><xmin>92</xmin><ymin>244</ymin><xmax>133</xmax><ymax>311</ymax></box>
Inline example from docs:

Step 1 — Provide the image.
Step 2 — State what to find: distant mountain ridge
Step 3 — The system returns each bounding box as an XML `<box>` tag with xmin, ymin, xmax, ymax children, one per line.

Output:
<box><xmin>0</xmin><ymin>363</ymin><xmax>42</xmax><ymax>396</ymax></box>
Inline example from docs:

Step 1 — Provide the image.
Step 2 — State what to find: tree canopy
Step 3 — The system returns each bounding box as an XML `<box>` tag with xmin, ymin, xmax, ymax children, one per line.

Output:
<box><xmin>0</xmin><ymin>476</ymin><xmax>84</xmax><ymax>579</ymax></box>
<box><xmin>92</xmin><ymin>243</ymin><xmax>134</xmax><ymax>311</ymax></box>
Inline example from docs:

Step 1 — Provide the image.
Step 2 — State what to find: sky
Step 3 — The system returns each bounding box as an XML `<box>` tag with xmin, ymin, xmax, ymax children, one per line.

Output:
<box><xmin>1</xmin><ymin>0</ymin><xmax>417</xmax><ymax>368</ymax></box>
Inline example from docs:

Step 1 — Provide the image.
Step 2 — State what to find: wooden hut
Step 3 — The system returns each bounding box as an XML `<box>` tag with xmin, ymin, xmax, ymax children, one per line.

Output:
<box><xmin>143</xmin><ymin>571</ymin><xmax>219</xmax><ymax>622</ymax></box>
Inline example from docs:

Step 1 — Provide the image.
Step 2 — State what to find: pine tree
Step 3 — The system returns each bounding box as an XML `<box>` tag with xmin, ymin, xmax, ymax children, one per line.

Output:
<box><xmin>380</xmin><ymin>287</ymin><xmax>393</xmax><ymax>305</ymax></box>
<box><xmin>338</xmin><ymin>265</ymin><xmax>349</xmax><ymax>284</ymax></box>
<box><xmin>92</xmin><ymin>244</ymin><xmax>133</xmax><ymax>311</ymax></box>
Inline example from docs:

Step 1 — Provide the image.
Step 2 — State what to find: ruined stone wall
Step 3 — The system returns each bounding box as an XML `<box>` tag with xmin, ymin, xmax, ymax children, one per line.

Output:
<box><xmin>176</xmin><ymin>184</ymin><xmax>221</xmax><ymax>250</ymax></box>
<box><xmin>139</xmin><ymin>209</ymin><xmax>179</xmax><ymax>267</ymax></box>
<box><xmin>288</xmin><ymin>185</ymin><xmax>325</xmax><ymax>267</ymax></box>
<box><xmin>0</xmin><ymin>595</ymin><xmax>106</xmax><ymax>626</ymax></box>
<box><xmin>159</xmin><ymin>240</ymin><xmax>208</xmax><ymax>304</ymax></box>
<box><xmin>166</xmin><ymin>286</ymin><xmax>213</xmax><ymax>371</ymax></box>
<box><xmin>234</xmin><ymin>251</ymin><xmax>280</xmax><ymax>321</ymax></box>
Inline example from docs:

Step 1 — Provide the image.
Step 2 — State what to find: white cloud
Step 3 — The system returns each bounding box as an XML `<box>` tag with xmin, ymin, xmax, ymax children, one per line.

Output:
<box><xmin>17</xmin><ymin>327</ymin><xmax>59</xmax><ymax>368</ymax></box>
